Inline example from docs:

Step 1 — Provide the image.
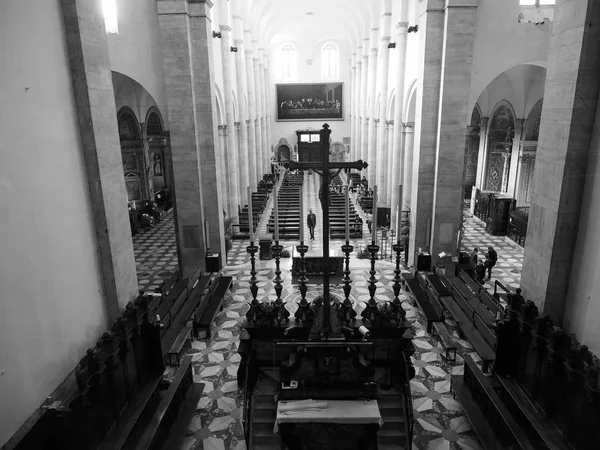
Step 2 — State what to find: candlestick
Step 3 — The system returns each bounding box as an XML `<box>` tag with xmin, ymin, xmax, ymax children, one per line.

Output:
<box><xmin>392</xmin><ymin>242</ymin><xmax>407</xmax><ymax>324</ymax></box>
<box><xmin>274</xmin><ymin>184</ymin><xmax>279</xmax><ymax>241</ymax></box>
<box><xmin>372</xmin><ymin>186</ymin><xmax>378</xmax><ymax>242</ymax></box>
<box><xmin>345</xmin><ymin>185</ymin><xmax>350</xmax><ymax>241</ymax></box>
<box><xmin>299</xmin><ymin>184</ymin><xmax>304</xmax><ymax>240</ymax></box>
<box><xmin>247</xmin><ymin>187</ymin><xmax>254</xmax><ymax>242</ymax></box>
<box><xmin>397</xmin><ymin>185</ymin><xmax>403</xmax><ymax>243</ymax></box>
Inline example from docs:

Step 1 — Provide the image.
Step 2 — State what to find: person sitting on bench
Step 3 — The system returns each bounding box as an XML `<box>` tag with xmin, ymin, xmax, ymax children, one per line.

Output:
<box><xmin>475</xmin><ymin>260</ymin><xmax>486</xmax><ymax>284</ymax></box>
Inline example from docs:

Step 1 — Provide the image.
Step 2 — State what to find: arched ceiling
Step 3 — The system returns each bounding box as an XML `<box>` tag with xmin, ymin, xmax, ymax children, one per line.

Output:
<box><xmin>239</xmin><ymin>0</ymin><xmax>378</xmax><ymax>55</ymax></box>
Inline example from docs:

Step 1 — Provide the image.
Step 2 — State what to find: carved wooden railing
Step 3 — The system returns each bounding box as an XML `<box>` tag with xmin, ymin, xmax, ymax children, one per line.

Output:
<box><xmin>495</xmin><ymin>297</ymin><xmax>600</xmax><ymax>449</ymax></box>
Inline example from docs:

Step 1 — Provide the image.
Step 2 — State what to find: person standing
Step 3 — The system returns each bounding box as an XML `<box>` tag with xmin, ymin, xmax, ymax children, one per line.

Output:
<box><xmin>486</xmin><ymin>246</ymin><xmax>498</xmax><ymax>280</ymax></box>
<box><xmin>307</xmin><ymin>208</ymin><xmax>317</xmax><ymax>240</ymax></box>
<box><xmin>470</xmin><ymin>247</ymin><xmax>479</xmax><ymax>268</ymax></box>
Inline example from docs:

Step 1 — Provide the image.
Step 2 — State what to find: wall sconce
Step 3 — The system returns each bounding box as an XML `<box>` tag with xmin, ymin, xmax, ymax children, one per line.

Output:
<box><xmin>212</xmin><ymin>31</ymin><xmax>222</xmax><ymax>38</ymax></box>
<box><xmin>408</xmin><ymin>25</ymin><xmax>418</xmax><ymax>33</ymax></box>
<box><xmin>230</xmin><ymin>46</ymin><xmax>238</xmax><ymax>52</ymax></box>
<box><xmin>388</xmin><ymin>42</ymin><xmax>396</xmax><ymax>49</ymax></box>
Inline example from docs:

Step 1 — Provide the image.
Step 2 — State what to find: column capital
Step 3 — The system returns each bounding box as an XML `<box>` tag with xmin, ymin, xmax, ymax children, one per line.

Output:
<box><xmin>218</xmin><ymin>124</ymin><xmax>227</xmax><ymax>131</ymax></box>
<box><xmin>370</xmin><ymin>47</ymin><xmax>378</xmax><ymax>54</ymax></box>
<box><xmin>381</xmin><ymin>36</ymin><xmax>391</xmax><ymax>42</ymax></box>
<box><xmin>396</xmin><ymin>21</ymin><xmax>409</xmax><ymax>30</ymax></box>
<box><xmin>383</xmin><ymin>12</ymin><xmax>393</xmax><ymax>16</ymax></box>
<box><xmin>371</xmin><ymin>27</ymin><xmax>380</xmax><ymax>32</ymax></box>
<box><xmin>445</xmin><ymin>0</ymin><xmax>478</xmax><ymax>8</ymax></box>
<box><xmin>219</xmin><ymin>25</ymin><xmax>232</xmax><ymax>32</ymax></box>
<box><xmin>245</xmin><ymin>49</ymin><xmax>253</xmax><ymax>55</ymax></box>
<box><xmin>234</xmin><ymin>38</ymin><xmax>243</xmax><ymax>45</ymax></box>
<box><xmin>232</xmin><ymin>14</ymin><xmax>242</xmax><ymax>20</ymax></box>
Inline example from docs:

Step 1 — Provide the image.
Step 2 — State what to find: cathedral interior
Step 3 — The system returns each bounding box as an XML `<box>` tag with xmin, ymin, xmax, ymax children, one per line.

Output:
<box><xmin>1</xmin><ymin>0</ymin><xmax>600</xmax><ymax>449</ymax></box>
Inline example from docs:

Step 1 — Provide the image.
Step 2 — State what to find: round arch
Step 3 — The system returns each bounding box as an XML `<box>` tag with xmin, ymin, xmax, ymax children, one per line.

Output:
<box><xmin>117</xmin><ymin>107</ymin><xmax>142</xmax><ymax>141</ymax></box>
<box><xmin>403</xmin><ymin>79</ymin><xmax>418</xmax><ymax>122</ymax></box>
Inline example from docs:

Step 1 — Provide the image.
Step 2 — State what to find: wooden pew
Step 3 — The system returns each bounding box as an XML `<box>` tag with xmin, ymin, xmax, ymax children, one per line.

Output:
<box><xmin>452</xmin><ymin>355</ymin><xmax>536</xmax><ymax>450</ymax></box>
<box><xmin>401</xmin><ymin>273</ymin><xmax>444</xmax><ymax>333</ymax></box>
<box><xmin>194</xmin><ymin>274</ymin><xmax>234</xmax><ymax>339</ymax></box>
<box><xmin>432</xmin><ymin>321</ymin><xmax>457</xmax><ymax>363</ymax></box>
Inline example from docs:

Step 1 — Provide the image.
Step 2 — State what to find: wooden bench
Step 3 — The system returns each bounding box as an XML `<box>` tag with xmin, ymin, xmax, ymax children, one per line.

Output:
<box><xmin>432</xmin><ymin>322</ymin><xmax>457</xmax><ymax>363</ymax></box>
<box><xmin>120</xmin><ymin>356</ymin><xmax>204</xmax><ymax>450</ymax></box>
<box><xmin>401</xmin><ymin>273</ymin><xmax>444</xmax><ymax>333</ymax></box>
<box><xmin>451</xmin><ymin>355</ymin><xmax>537</xmax><ymax>450</ymax></box>
<box><xmin>496</xmin><ymin>374</ymin><xmax>572</xmax><ymax>450</ymax></box>
<box><xmin>165</xmin><ymin>325</ymin><xmax>192</xmax><ymax>366</ymax></box>
<box><xmin>194</xmin><ymin>275</ymin><xmax>233</xmax><ymax>339</ymax></box>
<box><xmin>439</xmin><ymin>295</ymin><xmax>495</xmax><ymax>373</ymax></box>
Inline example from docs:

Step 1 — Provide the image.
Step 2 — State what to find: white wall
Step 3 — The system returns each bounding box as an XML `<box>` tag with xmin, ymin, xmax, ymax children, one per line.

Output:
<box><xmin>108</xmin><ymin>0</ymin><xmax>168</xmax><ymax>122</ymax></box>
<box><xmin>468</xmin><ymin>0</ymin><xmax>551</xmax><ymax>115</ymax></box>
<box><xmin>0</xmin><ymin>1</ymin><xmax>108</xmax><ymax>445</ymax></box>
<box><xmin>563</xmin><ymin>95</ymin><xmax>600</xmax><ymax>355</ymax></box>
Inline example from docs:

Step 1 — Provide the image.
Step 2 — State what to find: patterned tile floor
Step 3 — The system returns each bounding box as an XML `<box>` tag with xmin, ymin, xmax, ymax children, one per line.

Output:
<box><xmin>133</xmin><ymin>210</ymin><xmax>178</xmax><ymax>293</ymax></box>
<box><xmin>129</xmin><ymin>176</ymin><xmax>526</xmax><ymax>449</ymax></box>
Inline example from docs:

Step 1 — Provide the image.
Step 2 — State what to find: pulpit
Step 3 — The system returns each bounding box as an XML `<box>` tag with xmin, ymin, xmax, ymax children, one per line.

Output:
<box><xmin>485</xmin><ymin>195</ymin><xmax>513</xmax><ymax>236</ymax></box>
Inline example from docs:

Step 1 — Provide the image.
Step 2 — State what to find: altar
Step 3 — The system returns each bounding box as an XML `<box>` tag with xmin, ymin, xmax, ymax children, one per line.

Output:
<box><xmin>291</xmin><ymin>247</ymin><xmax>344</xmax><ymax>277</ymax></box>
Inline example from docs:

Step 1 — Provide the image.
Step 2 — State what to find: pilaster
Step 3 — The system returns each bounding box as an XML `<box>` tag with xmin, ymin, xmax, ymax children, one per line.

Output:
<box><xmin>506</xmin><ymin>118</ymin><xmax>524</xmax><ymax>197</ymax></box>
<box><xmin>366</xmin><ymin>28</ymin><xmax>379</xmax><ymax>185</ymax></box>
<box><xmin>522</xmin><ymin>0</ymin><xmax>600</xmax><ymax>323</ymax></box>
<box><xmin>244</xmin><ymin>31</ymin><xmax>259</xmax><ymax>188</ymax></box>
<box><xmin>61</xmin><ymin>0</ymin><xmax>138</xmax><ymax>319</ymax></box>
<box><xmin>377</xmin><ymin>8</ymin><xmax>393</xmax><ymax>202</ymax></box>
<box><xmin>360</xmin><ymin>41</ymin><xmax>370</xmax><ymax>175</ymax></box>
<box><xmin>157</xmin><ymin>0</ymin><xmax>226</xmax><ymax>275</ymax></box>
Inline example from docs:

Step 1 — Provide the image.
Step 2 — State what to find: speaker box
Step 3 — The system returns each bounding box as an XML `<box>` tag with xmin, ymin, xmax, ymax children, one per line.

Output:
<box><xmin>415</xmin><ymin>252</ymin><xmax>431</xmax><ymax>272</ymax></box>
<box><xmin>377</xmin><ymin>207</ymin><xmax>391</xmax><ymax>228</ymax></box>
<box><xmin>205</xmin><ymin>253</ymin><xmax>222</xmax><ymax>272</ymax></box>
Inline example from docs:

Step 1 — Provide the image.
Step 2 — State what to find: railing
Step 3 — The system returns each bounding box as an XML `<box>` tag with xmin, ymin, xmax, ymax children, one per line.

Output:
<box><xmin>403</xmin><ymin>352</ymin><xmax>414</xmax><ymax>449</ymax></box>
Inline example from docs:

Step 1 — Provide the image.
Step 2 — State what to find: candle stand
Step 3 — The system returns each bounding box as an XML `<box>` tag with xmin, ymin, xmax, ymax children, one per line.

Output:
<box><xmin>271</xmin><ymin>242</ymin><xmax>289</xmax><ymax>324</ymax></box>
<box><xmin>338</xmin><ymin>241</ymin><xmax>356</xmax><ymax>325</ymax></box>
<box><xmin>294</xmin><ymin>242</ymin><xmax>313</xmax><ymax>325</ymax></box>
<box><xmin>361</xmin><ymin>241</ymin><xmax>380</xmax><ymax>323</ymax></box>
<box><xmin>391</xmin><ymin>243</ymin><xmax>407</xmax><ymax>324</ymax></box>
<box><xmin>245</xmin><ymin>242</ymin><xmax>262</xmax><ymax>324</ymax></box>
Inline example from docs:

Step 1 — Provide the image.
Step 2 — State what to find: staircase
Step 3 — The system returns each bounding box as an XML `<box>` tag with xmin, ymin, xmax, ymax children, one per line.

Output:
<box><xmin>250</xmin><ymin>379</ymin><xmax>282</xmax><ymax>450</ymax></box>
<box><xmin>377</xmin><ymin>388</ymin><xmax>410</xmax><ymax>450</ymax></box>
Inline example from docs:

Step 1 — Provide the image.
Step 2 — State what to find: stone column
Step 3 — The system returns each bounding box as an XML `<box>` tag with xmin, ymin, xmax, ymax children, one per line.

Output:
<box><xmin>244</xmin><ymin>31</ymin><xmax>259</xmax><ymax>188</ymax></box>
<box><xmin>354</xmin><ymin>48</ymin><xmax>363</xmax><ymax>162</ymax></box>
<box><xmin>252</xmin><ymin>43</ymin><xmax>264</xmax><ymax>178</ymax></box>
<box><xmin>265</xmin><ymin>61</ymin><xmax>273</xmax><ymax>165</ymax></box>
<box><xmin>522</xmin><ymin>0</ymin><xmax>600</xmax><ymax>322</ymax></box>
<box><xmin>217</xmin><ymin>125</ymin><xmax>229</xmax><ymax>213</ymax></box>
<box><xmin>410</xmin><ymin>0</ymin><xmax>445</xmax><ymax>260</ymax></box>
<box><xmin>61</xmin><ymin>0</ymin><xmax>137</xmax><ymax>319</ymax></box>
<box><xmin>471</xmin><ymin>116</ymin><xmax>489</xmax><ymax>213</ymax></box>
<box><xmin>429</xmin><ymin>0</ymin><xmax>478</xmax><ymax>259</ymax></box>
<box><xmin>403</xmin><ymin>124</ymin><xmax>414</xmax><ymax>213</ymax></box>
<box><xmin>386</xmin><ymin>120</ymin><xmax>394</xmax><ymax>208</ymax></box>
<box><xmin>219</xmin><ymin>24</ymin><xmax>240</xmax><ymax>216</ymax></box>
<box><xmin>233</xmin><ymin>34</ymin><xmax>250</xmax><ymax>199</ymax></box>
<box><xmin>506</xmin><ymin>118</ymin><xmax>524</xmax><ymax>198</ymax></box>
<box><xmin>259</xmin><ymin>49</ymin><xmax>269</xmax><ymax>172</ymax></box>
<box><xmin>350</xmin><ymin>55</ymin><xmax>357</xmax><ymax>161</ymax></box>
<box><xmin>377</xmin><ymin>8</ymin><xmax>393</xmax><ymax>203</ymax></box>
<box><xmin>158</xmin><ymin>0</ymin><xmax>226</xmax><ymax>276</ymax></box>
<box><xmin>360</xmin><ymin>40</ymin><xmax>370</xmax><ymax>174</ymax></box>
<box><xmin>390</xmin><ymin>19</ymin><xmax>409</xmax><ymax>234</ymax></box>
<box><xmin>367</xmin><ymin>28</ymin><xmax>379</xmax><ymax>185</ymax></box>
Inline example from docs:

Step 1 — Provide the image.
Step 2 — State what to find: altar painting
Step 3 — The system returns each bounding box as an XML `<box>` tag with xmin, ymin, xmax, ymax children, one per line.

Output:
<box><xmin>277</xmin><ymin>83</ymin><xmax>343</xmax><ymax>121</ymax></box>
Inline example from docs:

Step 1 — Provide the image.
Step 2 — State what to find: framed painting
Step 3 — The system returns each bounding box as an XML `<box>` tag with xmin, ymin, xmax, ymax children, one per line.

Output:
<box><xmin>277</xmin><ymin>83</ymin><xmax>343</xmax><ymax>121</ymax></box>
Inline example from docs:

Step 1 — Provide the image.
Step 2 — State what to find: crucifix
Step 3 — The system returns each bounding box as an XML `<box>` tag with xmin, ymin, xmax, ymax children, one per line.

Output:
<box><xmin>285</xmin><ymin>123</ymin><xmax>368</xmax><ymax>338</ymax></box>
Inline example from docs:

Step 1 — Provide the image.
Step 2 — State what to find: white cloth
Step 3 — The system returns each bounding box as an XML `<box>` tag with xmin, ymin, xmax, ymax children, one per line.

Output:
<box><xmin>273</xmin><ymin>399</ymin><xmax>383</xmax><ymax>433</ymax></box>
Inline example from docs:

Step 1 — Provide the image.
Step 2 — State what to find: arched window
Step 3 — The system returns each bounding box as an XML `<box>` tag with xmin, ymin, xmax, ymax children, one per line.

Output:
<box><xmin>322</xmin><ymin>42</ymin><xmax>339</xmax><ymax>80</ymax></box>
<box><xmin>102</xmin><ymin>0</ymin><xmax>119</xmax><ymax>34</ymax></box>
<box><xmin>280</xmin><ymin>44</ymin><xmax>298</xmax><ymax>82</ymax></box>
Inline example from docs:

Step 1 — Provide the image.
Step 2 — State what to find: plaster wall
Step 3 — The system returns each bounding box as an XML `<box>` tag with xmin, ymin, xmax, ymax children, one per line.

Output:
<box><xmin>0</xmin><ymin>1</ymin><xmax>108</xmax><ymax>445</ymax></box>
<box><xmin>468</xmin><ymin>0</ymin><xmax>552</xmax><ymax>115</ymax></box>
<box><xmin>564</xmin><ymin>95</ymin><xmax>600</xmax><ymax>356</ymax></box>
<box><xmin>107</xmin><ymin>0</ymin><xmax>168</xmax><ymax>121</ymax></box>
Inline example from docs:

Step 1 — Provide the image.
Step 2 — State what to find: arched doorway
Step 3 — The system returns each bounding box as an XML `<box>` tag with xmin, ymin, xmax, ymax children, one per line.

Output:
<box><xmin>118</xmin><ymin>108</ymin><xmax>147</xmax><ymax>204</ymax></box>
<box><xmin>145</xmin><ymin>110</ymin><xmax>168</xmax><ymax>196</ymax></box>
<box><xmin>464</xmin><ymin>106</ymin><xmax>482</xmax><ymax>203</ymax></box>
<box><xmin>277</xmin><ymin>145</ymin><xmax>291</xmax><ymax>162</ymax></box>
<box><xmin>485</xmin><ymin>102</ymin><xmax>515</xmax><ymax>193</ymax></box>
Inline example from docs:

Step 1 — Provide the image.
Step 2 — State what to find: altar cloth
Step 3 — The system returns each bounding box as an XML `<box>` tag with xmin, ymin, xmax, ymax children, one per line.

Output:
<box><xmin>274</xmin><ymin>399</ymin><xmax>383</xmax><ymax>433</ymax></box>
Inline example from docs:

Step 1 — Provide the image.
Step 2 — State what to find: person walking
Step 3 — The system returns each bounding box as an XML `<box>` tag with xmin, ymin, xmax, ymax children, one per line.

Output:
<box><xmin>307</xmin><ymin>208</ymin><xmax>317</xmax><ymax>240</ymax></box>
<box><xmin>486</xmin><ymin>246</ymin><xmax>498</xmax><ymax>280</ymax></box>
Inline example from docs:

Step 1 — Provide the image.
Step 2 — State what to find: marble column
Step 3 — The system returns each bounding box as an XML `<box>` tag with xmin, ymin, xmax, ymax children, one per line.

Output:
<box><xmin>219</xmin><ymin>25</ymin><xmax>240</xmax><ymax>216</ymax></box>
<box><xmin>522</xmin><ymin>0</ymin><xmax>600</xmax><ymax>323</ymax></box>
<box><xmin>366</xmin><ymin>28</ymin><xmax>379</xmax><ymax>185</ymax></box>
<box><xmin>390</xmin><ymin>20</ymin><xmax>409</xmax><ymax>234</ymax></box>
<box><xmin>377</xmin><ymin>9</ymin><xmax>392</xmax><ymax>203</ymax></box>
<box><xmin>430</xmin><ymin>0</ymin><xmax>478</xmax><ymax>259</ymax></box>
<box><xmin>506</xmin><ymin>118</ymin><xmax>524</xmax><ymax>198</ymax></box>
<box><xmin>61</xmin><ymin>0</ymin><xmax>137</xmax><ymax>319</ymax></box>
<box><xmin>360</xmin><ymin>41</ymin><xmax>370</xmax><ymax>175</ymax></box>
<box><xmin>158</xmin><ymin>0</ymin><xmax>226</xmax><ymax>276</ymax></box>
<box><xmin>244</xmin><ymin>31</ymin><xmax>259</xmax><ymax>188</ymax></box>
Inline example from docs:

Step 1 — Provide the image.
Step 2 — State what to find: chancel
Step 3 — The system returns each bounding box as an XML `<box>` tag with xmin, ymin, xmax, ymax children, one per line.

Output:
<box><xmin>3</xmin><ymin>1</ymin><xmax>600</xmax><ymax>450</ymax></box>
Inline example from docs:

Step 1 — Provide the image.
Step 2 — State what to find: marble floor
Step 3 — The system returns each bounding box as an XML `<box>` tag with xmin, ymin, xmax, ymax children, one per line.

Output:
<box><xmin>129</xmin><ymin>175</ymin><xmax>527</xmax><ymax>449</ymax></box>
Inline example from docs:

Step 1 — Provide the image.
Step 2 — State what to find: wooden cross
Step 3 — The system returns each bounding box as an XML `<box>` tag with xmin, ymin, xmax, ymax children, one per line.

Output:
<box><xmin>285</xmin><ymin>123</ymin><xmax>368</xmax><ymax>338</ymax></box>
